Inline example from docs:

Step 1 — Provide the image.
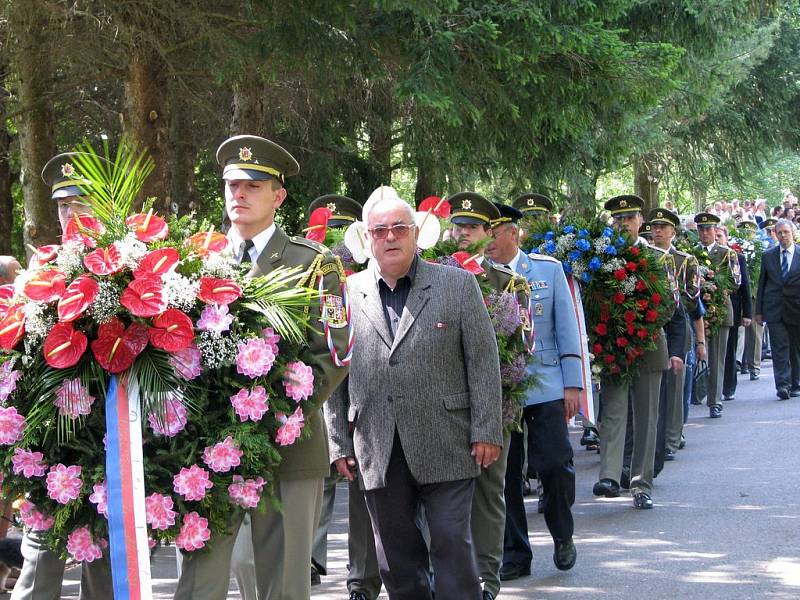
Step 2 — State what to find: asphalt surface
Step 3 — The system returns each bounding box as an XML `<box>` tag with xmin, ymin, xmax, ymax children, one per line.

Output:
<box><xmin>27</xmin><ymin>358</ymin><xmax>800</xmax><ymax>598</ymax></box>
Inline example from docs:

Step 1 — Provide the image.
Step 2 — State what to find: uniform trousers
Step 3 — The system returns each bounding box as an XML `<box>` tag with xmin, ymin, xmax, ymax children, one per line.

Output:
<box><xmin>363</xmin><ymin>432</ymin><xmax>481</xmax><ymax>600</ymax></box>
<box><xmin>599</xmin><ymin>371</ymin><xmax>662</xmax><ymax>494</ymax></box>
<box><xmin>744</xmin><ymin>319</ymin><xmax>763</xmax><ymax>374</ymax></box>
<box><xmin>503</xmin><ymin>400</ymin><xmax>575</xmax><ymax>569</ymax></box>
<box><xmin>723</xmin><ymin>324</ymin><xmax>742</xmax><ymax>398</ymax></box>
<box><xmin>311</xmin><ymin>471</ymin><xmax>338</xmax><ymax>575</ymax></box>
<box><xmin>706</xmin><ymin>327</ymin><xmax>729</xmax><ymax>408</ymax></box>
<box><xmin>766</xmin><ymin>320</ymin><xmax>800</xmax><ymax>392</ymax></box>
<box><xmin>470</xmin><ymin>433</ymin><xmax>510</xmax><ymax>597</ymax></box>
<box><xmin>174</xmin><ymin>476</ymin><xmax>323</xmax><ymax>600</ymax></box>
<box><xmin>11</xmin><ymin>531</ymin><xmax>112</xmax><ymax>600</ymax></box>
<box><xmin>663</xmin><ymin>365</ymin><xmax>687</xmax><ymax>454</ymax></box>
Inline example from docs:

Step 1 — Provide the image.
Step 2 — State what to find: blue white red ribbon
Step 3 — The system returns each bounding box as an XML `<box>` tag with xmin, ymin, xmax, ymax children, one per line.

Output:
<box><xmin>318</xmin><ymin>277</ymin><xmax>354</xmax><ymax>367</ymax></box>
<box><xmin>523</xmin><ymin>295</ymin><xmax>536</xmax><ymax>354</ymax></box>
<box><xmin>105</xmin><ymin>375</ymin><xmax>151</xmax><ymax>600</ymax></box>
<box><xmin>566</xmin><ymin>276</ymin><xmax>596</xmax><ymax>425</ymax></box>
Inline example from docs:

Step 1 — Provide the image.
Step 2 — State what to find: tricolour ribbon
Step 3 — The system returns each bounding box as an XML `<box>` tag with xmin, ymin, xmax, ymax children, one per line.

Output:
<box><xmin>105</xmin><ymin>375</ymin><xmax>152</xmax><ymax>600</ymax></box>
<box><xmin>566</xmin><ymin>275</ymin><xmax>595</xmax><ymax>425</ymax></box>
<box><xmin>319</xmin><ymin>277</ymin><xmax>354</xmax><ymax>367</ymax></box>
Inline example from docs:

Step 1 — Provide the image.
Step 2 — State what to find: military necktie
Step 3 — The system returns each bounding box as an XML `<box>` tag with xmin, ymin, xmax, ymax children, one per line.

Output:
<box><xmin>239</xmin><ymin>239</ymin><xmax>255</xmax><ymax>265</ymax></box>
<box><xmin>782</xmin><ymin>249</ymin><xmax>789</xmax><ymax>281</ymax></box>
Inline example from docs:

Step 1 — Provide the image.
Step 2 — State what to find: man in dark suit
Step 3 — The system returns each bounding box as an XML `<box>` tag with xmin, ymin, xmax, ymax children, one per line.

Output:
<box><xmin>326</xmin><ymin>189</ymin><xmax>503</xmax><ymax>600</ymax></box>
<box><xmin>756</xmin><ymin>218</ymin><xmax>800</xmax><ymax>400</ymax></box>
<box><xmin>717</xmin><ymin>227</ymin><xmax>752</xmax><ymax>401</ymax></box>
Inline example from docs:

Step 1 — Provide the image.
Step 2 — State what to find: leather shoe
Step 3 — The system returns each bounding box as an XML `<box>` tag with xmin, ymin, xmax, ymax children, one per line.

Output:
<box><xmin>593</xmin><ymin>478</ymin><xmax>620</xmax><ymax>498</ymax></box>
<box><xmin>499</xmin><ymin>562</ymin><xmax>530</xmax><ymax>581</ymax></box>
<box><xmin>620</xmin><ymin>471</ymin><xmax>630</xmax><ymax>490</ymax></box>
<box><xmin>678</xmin><ymin>434</ymin><xmax>686</xmax><ymax>449</ymax></box>
<box><xmin>580</xmin><ymin>427</ymin><xmax>599</xmax><ymax>449</ymax></box>
<box><xmin>722</xmin><ymin>394</ymin><xmax>735</xmax><ymax>401</ymax></box>
<box><xmin>553</xmin><ymin>538</ymin><xmax>577</xmax><ymax>571</ymax></box>
<box><xmin>791</xmin><ymin>388</ymin><xmax>800</xmax><ymax>398</ymax></box>
<box><xmin>778</xmin><ymin>388</ymin><xmax>790</xmax><ymax>400</ymax></box>
<box><xmin>750</xmin><ymin>372</ymin><xmax>759</xmax><ymax>380</ymax></box>
<box><xmin>522</xmin><ymin>478</ymin><xmax>532</xmax><ymax>496</ymax></box>
<box><xmin>349</xmin><ymin>592</ymin><xmax>369</xmax><ymax>600</ymax></box>
<box><xmin>311</xmin><ymin>566</ymin><xmax>321</xmax><ymax>586</ymax></box>
<box><xmin>664</xmin><ymin>449</ymin><xmax>676</xmax><ymax>461</ymax></box>
<box><xmin>483</xmin><ymin>591</ymin><xmax>496</xmax><ymax>600</ymax></box>
<box><xmin>709</xmin><ymin>405</ymin><xmax>722</xmax><ymax>418</ymax></box>
<box><xmin>633</xmin><ymin>491</ymin><xmax>654</xmax><ymax>509</ymax></box>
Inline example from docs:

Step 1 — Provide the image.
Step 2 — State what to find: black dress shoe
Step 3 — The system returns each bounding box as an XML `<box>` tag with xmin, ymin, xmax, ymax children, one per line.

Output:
<box><xmin>349</xmin><ymin>592</ymin><xmax>369</xmax><ymax>600</ymax></box>
<box><xmin>620</xmin><ymin>471</ymin><xmax>630</xmax><ymax>490</ymax></box>
<box><xmin>791</xmin><ymin>388</ymin><xmax>800</xmax><ymax>398</ymax></box>
<box><xmin>593</xmin><ymin>478</ymin><xmax>620</xmax><ymax>497</ymax></box>
<box><xmin>778</xmin><ymin>388</ymin><xmax>790</xmax><ymax>400</ymax></box>
<box><xmin>633</xmin><ymin>492</ymin><xmax>654</xmax><ymax>509</ymax></box>
<box><xmin>664</xmin><ymin>449</ymin><xmax>676</xmax><ymax>461</ymax></box>
<box><xmin>678</xmin><ymin>434</ymin><xmax>686</xmax><ymax>449</ymax></box>
<box><xmin>553</xmin><ymin>538</ymin><xmax>577</xmax><ymax>571</ymax></box>
<box><xmin>522</xmin><ymin>478</ymin><xmax>532</xmax><ymax>496</ymax></box>
<box><xmin>750</xmin><ymin>372</ymin><xmax>760</xmax><ymax>380</ymax></box>
<box><xmin>722</xmin><ymin>394</ymin><xmax>735</xmax><ymax>401</ymax></box>
<box><xmin>311</xmin><ymin>566</ymin><xmax>321</xmax><ymax>586</ymax></box>
<box><xmin>499</xmin><ymin>562</ymin><xmax>531</xmax><ymax>581</ymax></box>
<box><xmin>483</xmin><ymin>591</ymin><xmax>496</xmax><ymax>600</ymax></box>
<box><xmin>580</xmin><ymin>427</ymin><xmax>599</xmax><ymax>449</ymax></box>
<box><xmin>709</xmin><ymin>405</ymin><xmax>723</xmax><ymax>418</ymax></box>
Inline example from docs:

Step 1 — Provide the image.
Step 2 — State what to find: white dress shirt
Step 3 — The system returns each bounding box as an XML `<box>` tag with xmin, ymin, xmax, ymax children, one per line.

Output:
<box><xmin>228</xmin><ymin>223</ymin><xmax>276</xmax><ymax>263</ymax></box>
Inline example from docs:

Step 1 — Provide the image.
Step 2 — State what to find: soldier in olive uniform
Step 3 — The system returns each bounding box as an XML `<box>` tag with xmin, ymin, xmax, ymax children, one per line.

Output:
<box><xmin>446</xmin><ymin>192</ymin><xmax>531</xmax><ymax>600</ymax></box>
<box><xmin>11</xmin><ymin>153</ymin><xmax>114</xmax><ymax>600</ymax></box>
<box><xmin>592</xmin><ymin>195</ymin><xmax>685</xmax><ymax>510</ymax></box>
<box><xmin>739</xmin><ymin>220</ymin><xmax>764</xmax><ymax>380</ymax></box>
<box><xmin>694</xmin><ymin>212</ymin><xmax>741</xmax><ymax>418</ymax></box>
<box><xmin>174</xmin><ymin>136</ymin><xmax>350</xmax><ymax>600</ymax></box>
<box><xmin>640</xmin><ymin>221</ymin><xmax>653</xmax><ymax>241</ymax></box>
<box><xmin>307</xmin><ymin>195</ymin><xmax>383</xmax><ymax>600</ymax></box>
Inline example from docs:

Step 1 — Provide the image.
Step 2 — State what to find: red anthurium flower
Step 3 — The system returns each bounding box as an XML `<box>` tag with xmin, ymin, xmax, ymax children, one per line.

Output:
<box><xmin>91</xmin><ymin>318</ymin><xmax>150</xmax><ymax>373</ymax></box>
<box><xmin>197</xmin><ymin>277</ymin><xmax>242</xmax><ymax>305</ymax></box>
<box><xmin>418</xmin><ymin>196</ymin><xmax>451</xmax><ymax>219</ymax></box>
<box><xmin>149</xmin><ymin>309</ymin><xmax>194</xmax><ymax>352</ymax></box>
<box><xmin>305</xmin><ymin>207</ymin><xmax>331</xmax><ymax>243</ymax></box>
<box><xmin>185</xmin><ymin>231</ymin><xmax>229</xmax><ymax>257</ymax></box>
<box><xmin>58</xmin><ymin>275</ymin><xmax>100</xmax><ymax>322</ymax></box>
<box><xmin>134</xmin><ymin>248</ymin><xmax>180</xmax><ymax>279</ymax></box>
<box><xmin>452</xmin><ymin>251</ymin><xmax>484</xmax><ymax>275</ymax></box>
<box><xmin>30</xmin><ymin>244</ymin><xmax>60</xmax><ymax>268</ymax></box>
<box><xmin>0</xmin><ymin>285</ymin><xmax>14</xmax><ymax>304</ymax></box>
<box><xmin>24</xmin><ymin>269</ymin><xmax>67</xmax><ymax>303</ymax></box>
<box><xmin>63</xmin><ymin>215</ymin><xmax>103</xmax><ymax>248</ymax></box>
<box><xmin>120</xmin><ymin>277</ymin><xmax>166</xmax><ymax>317</ymax></box>
<box><xmin>43</xmin><ymin>322</ymin><xmax>87</xmax><ymax>369</ymax></box>
<box><xmin>0</xmin><ymin>304</ymin><xmax>25</xmax><ymax>350</ymax></box>
<box><xmin>126</xmin><ymin>211</ymin><xmax>169</xmax><ymax>243</ymax></box>
<box><xmin>84</xmin><ymin>244</ymin><xmax>123</xmax><ymax>276</ymax></box>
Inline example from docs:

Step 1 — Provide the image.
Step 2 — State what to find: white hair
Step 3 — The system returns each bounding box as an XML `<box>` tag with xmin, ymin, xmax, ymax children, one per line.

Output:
<box><xmin>364</xmin><ymin>195</ymin><xmax>415</xmax><ymax>225</ymax></box>
<box><xmin>775</xmin><ymin>218</ymin><xmax>796</xmax><ymax>231</ymax></box>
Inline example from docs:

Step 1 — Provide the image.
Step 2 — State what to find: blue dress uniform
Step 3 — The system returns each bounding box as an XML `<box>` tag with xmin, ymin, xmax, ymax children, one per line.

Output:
<box><xmin>502</xmin><ymin>248</ymin><xmax>584</xmax><ymax>577</ymax></box>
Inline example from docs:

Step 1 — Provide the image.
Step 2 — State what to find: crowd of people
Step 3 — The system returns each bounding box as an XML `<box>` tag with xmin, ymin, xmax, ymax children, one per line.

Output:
<box><xmin>1</xmin><ymin>134</ymin><xmax>797</xmax><ymax>600</ymax></box>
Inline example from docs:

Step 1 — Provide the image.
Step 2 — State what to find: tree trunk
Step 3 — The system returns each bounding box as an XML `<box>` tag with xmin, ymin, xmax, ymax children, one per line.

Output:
<box><xmin>124</xmin><ymin>49</ymin><xmax>170</xmax><ymax>213</ymax></box>
<box><xmin>0</xmin><ymin>62</ymin><xmax>13</xmax><ymax>256</ymax></box>
<box><xmin>230</xmin><ymin>79</ymin><xmax>267</xmax><ymax>136</ymax></box>
<box><xmin>633</xmin><ymin>153</ymin><xmax>661</xmax><ymax>215</ymax></box>
<box><xmin>414</xmin><ymin>160</ymin><xmax>442</xmax><ymax>206</ymax></box>
<box><xmin>366</xmin><ymin>84</ymin><xmax>394</xmax><ymax>185</ymax></box>
<box><xmin>692</xmin><ymin>186</ymin><xmax>708</xmax><ymax>213</ymax></box>
<box><xmin>9</xmin><ymin>2</ymin><xmax>59</xmax><ymax>251</ymax></box>
<box><xmin>166</xmin><ymin>81</ymin><xmax>198</xmax><ymax>216</ymax></box>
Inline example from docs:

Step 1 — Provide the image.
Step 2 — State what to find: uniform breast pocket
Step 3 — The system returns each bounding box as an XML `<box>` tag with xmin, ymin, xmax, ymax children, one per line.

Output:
<box><xmin>529</xmin><ymin>288</ymin><xmax>552</xmax><ymax>321</ymax></box>
<box><xmin>537</xmin><ymin>349</ymin><xmax>560</xmax><ymax>368</ymax></box>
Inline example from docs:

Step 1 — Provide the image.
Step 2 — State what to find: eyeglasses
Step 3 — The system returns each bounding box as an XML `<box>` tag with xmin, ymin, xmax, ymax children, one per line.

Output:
<box><xmin>368</xmin><ymin>223</ymin><xmax>415</xmax><ymax>240</ymax></box>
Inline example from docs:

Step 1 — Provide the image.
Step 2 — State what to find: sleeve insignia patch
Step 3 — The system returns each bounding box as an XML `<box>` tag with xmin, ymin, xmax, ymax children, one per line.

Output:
<box><xmin>320</xmin><ymin>294</ymin><xmax>347</xmax><ymax>328</ymax></box>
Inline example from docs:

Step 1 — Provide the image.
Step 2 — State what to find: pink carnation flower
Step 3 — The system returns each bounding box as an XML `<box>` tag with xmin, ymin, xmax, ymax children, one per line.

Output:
<box><xmin>230</xmin><ymin>386</ymin><xmax>269</xmax><ymax>422</ymax></box>
<box><xmin>169</xmin><ymin>345</ymin><xmax>202</xmax><ymax>380</ymax></box>
<box><xmin>89</xmin><ymin>481</ymin><xmax>108</xmax><ymax>517</ymax></box>
<box><xmin>66</xmin><ymin>526</ymin><xmax>104</xmax><ymax>562</ymax></box>
<box><xmin>275</xmin><ymin>407</ymin><xmax>305</xmax><ymax>446</ymax></box>
<box><xmin>18</xmin><ymin>500</ymin><xmax>54</xmax><ymax>531</ymax></box>
<box><xmin>262</xmin><ymin>327</ymin><xmax>281</xmax><ymax>355</ymax></box>
<box><xmin>202</xmin><ymin>436</ymin><xmax>243</xmax><ymax>473</ymax></box>
<box><xmin>54</xmin><ymin>378</ymin><xmax>95</xmax><ymax>419</ymax></box>
<box><xmin>0</xmin><ymin>361</ymin><xmax>22</xmax><ymax>402</ymax></box>
<box><xmin>145</xmin><ymin>493</ymin><xmax>177</xmax><ymax>530</ymax></box>
<box><xmin>175</xmin><ymin>511</ymin><xmax>211</xmax><ymax>551</ymax></box>
<box><xmin>173</xmin><ymin>464</ymin><xmax>213</xmax><ymax>501</ymax></box>
<box><xmin>236</xmin><ymin>338</ymin><xmax>276</xmax><ymax>378</ymax></box>
<box><xmin>46</xmin><ymin>463</ymin><xmax>83</xmax><ymax>504</ymax></box>
<box><xmin>228</xmin><ymin>475</ymin><xmax>265</xmax><ymax>509</ymax></box>
<box><xmin>0</xmin><ymin>405</ymin><xmax>25</xmax><ymax>445</ymax></box>
<box><xmin>11</xmin><ymin>448</ymin><xmax>47</xmax><ymax>478</ymax></box>
<box><xmin>196</xmin><ymin>304</ymin><xmax>234</xmax><ymax>334</ymax></box>
<box><xmin>148</xmin><ymin>395</ymin><xmax>188</xmax><ymax>437</ymax></box>
<box><xmin>282</xmin><ymin>361</ymin><xmax>314</xmax><ymax>402</ymax></box>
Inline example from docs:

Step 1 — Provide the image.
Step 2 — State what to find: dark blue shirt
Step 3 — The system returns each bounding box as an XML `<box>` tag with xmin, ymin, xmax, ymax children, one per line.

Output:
<box><xmin>376</xmin><ymin>255</ymin><xmax>419</xmax><ymax>338</ymax></box>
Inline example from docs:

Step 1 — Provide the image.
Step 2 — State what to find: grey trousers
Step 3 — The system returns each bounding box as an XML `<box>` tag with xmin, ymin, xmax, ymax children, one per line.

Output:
<box><xmin>744</xmin><ymin>319</ymin><xmax>763</xmax><ymax>373</ymax></box>
<box><xmin>469</xmin><ymin>434</ymin><xmax>510</xmax><ymax>597</ymax></box>
<box><xmin>706</xmin><ymin>327</ymin><xmax>730</xmax><ymax>408</ymax></box>
<box><xmin>600</xmin><ymin>371</ymin><xmax>662</xmax><ymax>494</ymax></box>
<box><xmin>11</xmin><ymin>531</ymin><xmax>112</xmax><ymax>600</ymax></box>
<box><xmin>174</xmin><ymin>476</ymin><xmax>323</xmax><ymax>600</ymax></box>
<box><xmin>664</xmin><ymin>365</ymin><xmax>687</xmax><ymax>453</ymax></box>
<box><xmin>311</xmin><ymin>471</ymin><xmax>338</xmax><ymax>574</ymax></box>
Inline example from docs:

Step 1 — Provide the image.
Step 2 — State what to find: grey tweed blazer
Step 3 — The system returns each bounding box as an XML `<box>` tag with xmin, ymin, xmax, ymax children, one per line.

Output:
<box><xmin>326</xmin><ymin>259</ymin><xmax>503</xmax><ymax>490</ymax></box>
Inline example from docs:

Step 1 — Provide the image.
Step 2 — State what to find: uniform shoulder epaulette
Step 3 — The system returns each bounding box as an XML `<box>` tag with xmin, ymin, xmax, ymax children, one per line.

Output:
<box><xmin>672</xmin><ymin>248</ymin><xmax>690</xmax><ymax>258</ymax></box>
<box><xmin>289</xmin><ymin>235</ymin><xmax>328</xmax><ymax>254</ymax></box>
<box><xmin>649</xmin><ymin>245</ymin><xmax>668</xmax><ymax>255</ymax></box>
<box><xmin>490</xmin><ymin>262</ymin><xmax>515</xmax><ymax>276</ymax></box>
<box><xmin>528</xmin><ymin>252</ymin><xmax>559</xmax><ymax>263</ymax></box>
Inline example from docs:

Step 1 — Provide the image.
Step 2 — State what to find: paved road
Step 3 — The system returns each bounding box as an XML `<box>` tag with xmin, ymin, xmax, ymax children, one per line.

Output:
<box><xmin>44</xmin><ymin>360</ymin><xmax>800</xmax><ymax>598</ymax></box>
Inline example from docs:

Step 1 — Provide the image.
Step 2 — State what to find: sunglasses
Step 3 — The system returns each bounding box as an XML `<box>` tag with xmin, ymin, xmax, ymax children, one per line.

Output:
<box><xmin>368</xmin><ymin>223</ymin><xmax>415</xmax><ymax>240</ymax></box>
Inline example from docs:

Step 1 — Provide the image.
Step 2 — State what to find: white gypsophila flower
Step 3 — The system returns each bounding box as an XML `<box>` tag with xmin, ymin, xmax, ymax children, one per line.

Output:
<box><xmin>162</xmin><ymin>271</ymin><xmax>200</xmax><ymax>312</ymax></box>
<box><xmin>593</xmin><ymin>237</ymin><xmax>610</xmax><ymax>254</ymax></box>
<box><xmin>55</xmin><ymin>241</ymin><xmax>86</xmax><ymax>278</ymax></box>
<box><xmin>12</xmin><ymin>268</ymin><xmax>36</xmax><ymax>300</ymax></box>
<box><xmin>90</xmin><ymin>280</ymin><xmax>121</xmax><ymax>324</ymax></box>
<box><xmin>601</xmin><ymin>258</ymin><xmax>625</xmax><ymax>273</ymax></box>
<box><xmin>23</xmin><ymin>302</ymin><xmax>56</xmax><ymax>345</ymax></box>
<box><xmin>572</xmin><ymin>261</ymin><xmax>587</xmax><ymax>278</ymax></box>
<box><xmin>621</xmin><ymin>275</ymin><xmax>637</xmax><ymax>295</ymax></box>
<box><xmin>196</xmin><ymin>331</ymin><xmax>238</xmax><ymax>369</ymax></box>
<box><xmin>199</xmin><ymin>252</ymin><xmax>238</xmax><ymax>279</ymax></box>
<box><xmin>555</xmin><ymin>233</ymin><xmax>576</xmax><ymax>257</ymax></box>
<box><xmin>117</xmin><ymin>233</ymin><xmax>148</xmax><ymax>270</ymax></box>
